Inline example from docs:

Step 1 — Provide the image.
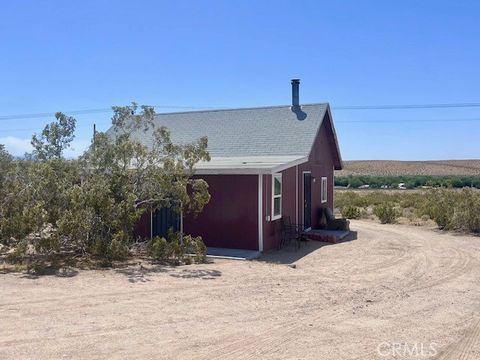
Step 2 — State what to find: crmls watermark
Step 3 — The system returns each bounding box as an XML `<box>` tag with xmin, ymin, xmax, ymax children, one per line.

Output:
<box><xmin>377</xmin><ymin>341</ymin><xmax>438</xmax><ymax>358</ymax></box>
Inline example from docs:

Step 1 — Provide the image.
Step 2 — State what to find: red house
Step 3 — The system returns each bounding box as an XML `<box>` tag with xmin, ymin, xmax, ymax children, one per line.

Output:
<box><xmin>135</xmin><ymin>80</ymin><xmax>342</xmax><ymax>252</ymax></box>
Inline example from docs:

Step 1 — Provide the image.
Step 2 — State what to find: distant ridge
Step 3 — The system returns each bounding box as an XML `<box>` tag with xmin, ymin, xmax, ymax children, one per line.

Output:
<box><xmin>336</xmin><ymin>160</ymin><xmax>480</xmax><ymax>176</ymax></box>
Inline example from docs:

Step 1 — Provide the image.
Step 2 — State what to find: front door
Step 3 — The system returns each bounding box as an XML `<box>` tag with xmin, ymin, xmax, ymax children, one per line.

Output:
<box><xmin>303</xmin><ymin>172</ymin><xmax>312</xmax><ymax>229</ymax></box>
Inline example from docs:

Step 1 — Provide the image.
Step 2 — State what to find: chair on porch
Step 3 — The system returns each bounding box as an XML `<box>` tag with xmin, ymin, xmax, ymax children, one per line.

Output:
<box><xmin>318</xmin><ymin>207</ymin><xmax>350</xmax><ymax>231</ymax></box>
<box><xmin>279</xmin><ymin>216</ymin><xmax>307</xmax><ymax>250</ymax></box>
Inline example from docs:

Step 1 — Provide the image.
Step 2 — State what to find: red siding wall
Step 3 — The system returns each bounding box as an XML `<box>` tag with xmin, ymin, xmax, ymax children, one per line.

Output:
<box><xmin>262</xmin><ymin>113</ymin><xmax>336</xmax><ymax>251</ymax></box>
<box><xmin>183</xmin><ymin>175</ymin><xmax>259</xmax><ymax>250</ymax></box>
<box><xmin>134</xmin><ymin>210</ymin><xmax>151</xmax><ymax>239</ymax></box>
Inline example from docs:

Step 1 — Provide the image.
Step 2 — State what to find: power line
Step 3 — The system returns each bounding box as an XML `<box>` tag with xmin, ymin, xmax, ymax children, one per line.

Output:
<box><xmin>0</xmin><ymin>101</ymin><xmax>480</xmax><ymax>122</ymax></box>
<box><xmin>0</xmin><ymin>105</ymin><xmax>212</xmax><ymax>122</ymax></box>
<box><xmin>333</xmin><ymin>102</ymin><xmax>480</xmax><ymax>110</ymax></box>
<box><xmin>0</xmin><ymin>108</ymin><xmax>109</xmax><ymax>120</ymax></box>
<box><xmin>1</xmin><ymin>117</ymin><xmax>480</xmax><ymax>135</ymax></box>
<box><xmin>0</xmin><ymin>128</ymin><xmax>40</xmax><ymax>133</ymax></box>
<box><xmin>336</xmin><ymin>117</ymin><xmax>480</xmax><ymax>123</ymax></box>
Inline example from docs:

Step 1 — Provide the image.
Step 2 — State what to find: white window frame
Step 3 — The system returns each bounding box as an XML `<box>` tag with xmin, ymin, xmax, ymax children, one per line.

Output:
<box><xmin>321</xmin><ymin>176</ymin><xmax>328</xmax><ymax>203</ymax></box>
<box><xmin>271</xmin><ymin>173</ymin><xmax>282</xmax><ymax>220</ymax></box>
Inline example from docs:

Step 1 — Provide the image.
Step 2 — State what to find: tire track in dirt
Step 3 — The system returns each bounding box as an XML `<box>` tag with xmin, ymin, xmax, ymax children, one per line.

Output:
<box><xmin>3</xmin><ymin>221</ymin><xmax>480</xmax><ymax>360</ymax></box>
<box><xmin>360</xmin><ymin>223</ymin><xmax>475</xmax><ymax>294</ymax></box>
<box><xmin>207</xmin><ymin>223</ymin><xmax>477</xmax><ymax>360</ymax></box>
<box><xmin>436</xmin><ymin>316</ymin><xmax>480</xmax><ymax>360</ymax></box>
<box><xmin>207</xmin><ymin>307</ymin><xmax>345</xmax><ymax>360</ymax></box>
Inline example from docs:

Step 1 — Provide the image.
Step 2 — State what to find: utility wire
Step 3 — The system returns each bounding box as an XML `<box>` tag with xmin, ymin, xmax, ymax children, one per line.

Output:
<box><xmin>2</xmin><ymin>117</ymin><xmax>480</xmax><ymax>135</ymax></box>
<box><xmin>336</xmin><ymin>117</ymin><xmax>480</xmax><ymax>123</ymax></box>
<box><xmin>333</xmin><ymin>102</ymin><xmax>480</xmax><ymax>110</ymax></box>
<box><xmin>0</xmin><ymin>105</ymin><xmax>212</xmax><ymax>122</ymax></box>
<box><xmin>1</xmin><ymin>102</ymin><xmax>480</xmax><ymax>122</ymax></box>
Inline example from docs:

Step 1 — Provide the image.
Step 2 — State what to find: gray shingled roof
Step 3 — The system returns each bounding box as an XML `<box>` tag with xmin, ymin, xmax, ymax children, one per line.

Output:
<box><xmin>109</xmin><ymin>103</ymin><xmax>336</xmax><ymax>174</ymax></box>
<box><xmin>135</xmin><ymin>104</ymin><xmax>326</xmax><ymax>155</ymax></box>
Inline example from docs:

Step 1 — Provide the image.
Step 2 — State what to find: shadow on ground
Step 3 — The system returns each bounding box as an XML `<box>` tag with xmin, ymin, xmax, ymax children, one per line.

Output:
<box><xmin>170</xmin><ymin>269</ymin><xmax>221</xmax><ymax>280</ymax></box>
<box><xmin>19</xmin><ymin>266</ymin><xmax>79</xmax><ymax>279</ymax></box>
<box><xmin>115</xmin><ymin>263</ymin><xmax>170</xmax><ymax>283</ymax></box>
<box><xmin>259</xmin><ymin>231</ymin><xmax>357</xmax><ymax>265</ymax></box>
<box><xmin>115</xmin><ymin>263</ymin><xmax>222</xmax><ymax>283</ymax></box>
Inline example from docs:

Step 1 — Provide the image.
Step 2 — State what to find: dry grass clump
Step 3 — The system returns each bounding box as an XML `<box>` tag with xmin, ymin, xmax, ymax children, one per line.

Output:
<box><xmin>335</xmin><ymin>188</ymin><xmax>480</xmax><ymax>233</ymax></box>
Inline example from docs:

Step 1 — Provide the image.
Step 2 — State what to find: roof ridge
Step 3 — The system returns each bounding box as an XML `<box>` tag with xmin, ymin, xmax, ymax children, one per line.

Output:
<box><xmin>154</xmin><ymin>103</ymin><xmax>329</xmax><ymax>116</ymax></box>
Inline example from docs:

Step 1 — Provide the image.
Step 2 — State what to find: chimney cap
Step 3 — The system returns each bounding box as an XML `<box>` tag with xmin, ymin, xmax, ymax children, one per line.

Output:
<box><xmin>291</xmin><ymin>78</ymin><xmax>300</xmax><ymax>83</ymax></box>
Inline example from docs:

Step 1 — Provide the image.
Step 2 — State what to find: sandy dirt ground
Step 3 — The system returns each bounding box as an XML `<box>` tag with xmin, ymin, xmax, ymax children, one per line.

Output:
<box><xmin>1</xmin><ymin>220</ymin><xmax>480</xmax><ymax>359</ymax></box>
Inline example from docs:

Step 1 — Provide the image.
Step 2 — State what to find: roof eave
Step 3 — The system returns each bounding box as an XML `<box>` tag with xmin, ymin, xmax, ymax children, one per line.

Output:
<box><xmin>270</xmin><ymin>156</ymin><xmax>308</xmax><ymax>174</ymax></box>
<box><xmin>192</xmin><ymin>156</ymin><xmax>309</xmax><ymax>175</ymax></box>
<box><xmin>193</xmin><ymin>168</ymin><xmax>272</xmax><ymax>175</ymax></box>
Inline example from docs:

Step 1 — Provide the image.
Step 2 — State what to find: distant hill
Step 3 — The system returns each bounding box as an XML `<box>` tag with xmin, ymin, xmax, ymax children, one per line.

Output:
<box><xmin>336</xmin><ymin>160</ymin><xmax>480</xmax><ymax>176</ymax></box>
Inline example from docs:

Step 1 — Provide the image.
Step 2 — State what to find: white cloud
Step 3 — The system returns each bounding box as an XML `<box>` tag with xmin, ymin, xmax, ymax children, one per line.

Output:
<box><xmin>0</xmin><ymin>136</ymin><xmax>91</xmax><ymax>158</ymax></box>
<box><xmin>0</xmin><ymin>136</ymin><xmax>32</xmax><ymax>157</ymax></box>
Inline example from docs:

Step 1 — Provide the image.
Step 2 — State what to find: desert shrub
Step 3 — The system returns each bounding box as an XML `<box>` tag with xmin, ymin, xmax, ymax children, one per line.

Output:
<box><xmin>148</xmin><ymin>233</ymin><xmax>207</xmax><ymax>264</ymax></box>
<box><xmin>168</xmin><ymin>238</ymin><xmax>185</xmax><ymax>264</ymax></box>
<box><xmin>418</xmin><ymin>189</ymin><xmax>456</xmax><ymax>229</ymax></box>
<box><xmin>6</xmin><ymin>240</ymin><xmax>28</xmax><ymax>264</ymax></box>
<box><xmin>184</xmin><ymin>235</ymin><xmax>207</xmax><ymax>263</ymax></box>
<box><xmin>34</xmin><ymin>232</ymin><xmax>62</xmax><ymax>268</ymax></box>
<box><xmin>341</xmin><ymin>205</ymin><xmax>361</xmax><ymax>219</ymax></box>
<box><xmin>419</xmin><ymin>188</ymin><xmax>480</xmax><ymax>232</ymax></box>
<box><xmin>1</xmin><ymin>104</ymin><xmax>211</xmax><ymax>269</ymax></box>
<box><xmin>88</xmin><ymin>231</ymin><xmax>131</xmax><ymax>264</ymax></box>
<box><xmin>451</xmin><ymin>189</ymin><xmax>480</xmax><ymax>233</ymax></box>
<box><xmin>374</xmin><ymin>204</ymin><xmax>399</xmax><ymax>224</ymax></box>
<box><xmin>149</xmin><ymin>237</ymin><xmax>170</xmax><ymax>260</ymax></box>
<box><xmin>108</xmin><ymin>232</ymin><xmax>130</xmax><ymax>261</ymax></box>
<box><xmin>335</xmin><ymin>191</ymin><xmax>368</xmax><ymax>209</ymax></box>
<box><xmin>335</xmin><ymin>188</ymin><xmax>480</xmax><ymax>233</ymax></box>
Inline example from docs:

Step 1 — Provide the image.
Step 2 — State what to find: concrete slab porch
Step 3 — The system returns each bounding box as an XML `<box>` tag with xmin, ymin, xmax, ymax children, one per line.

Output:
<box><xmin>206</xmin><ymin>247</ymin><xmax>261</xmax><ymax>260</ymax></box>
<box><xmin>305</xmin><ymin>229</ymin><xmax>351</xmax><ymax>243</ymax></box>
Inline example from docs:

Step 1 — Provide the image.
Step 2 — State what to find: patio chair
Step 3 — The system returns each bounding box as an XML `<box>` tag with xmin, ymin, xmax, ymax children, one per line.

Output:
<box><xmin>280</xmin><ymin>216</ymin><xmax>307</xmax><ymax>250</ymax></box>
<box><xmin>318</xmin><ymin>207</ymin><xmax>350</xmax><ymax>231</ymax></box>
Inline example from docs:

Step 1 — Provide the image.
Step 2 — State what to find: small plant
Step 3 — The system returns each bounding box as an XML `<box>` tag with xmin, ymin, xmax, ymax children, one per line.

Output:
<box><xmin>341</xmin><ymin>205</ymin><xmax>361</xmax><ymax>219</ymax></box>
<box><xmin>147</xmin><ymin>233</ymin><xmax>207</xmax><ymax>264</ymax></box>
<box><xmin>374</xmin><ymin>204</ymin><xmax>399</xmax><ymax>224</ymax></box>
<box><xmin>451</xmin><ymin>189</ymin><xmax>480</xmax><ymax>233</ymax></box>
<box><xmin>6</xmin><ymin>240</ymin><xmax>28</xmax><ymax>264</ymax></box>
<box><xmin>418</xmin><ymin>189</ymin><xmax>455</xmax><ymax>229</ymax></box>
<box><xmin>191</xmin><ymin>236</ymin><xmax>207</xmax><ymax>263</ymax></box>
<box><xmin>109</xmin><ymin>232</ymin><xmax>130</xmax><ymax>261</ymax></box>
<box><xmin>148</xmin><ymin>236</ymin><xmax>170</xmax><ymax>261</ymax></box>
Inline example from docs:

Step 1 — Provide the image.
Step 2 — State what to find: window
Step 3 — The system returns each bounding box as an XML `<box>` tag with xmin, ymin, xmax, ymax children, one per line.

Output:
<box><xmin>321</xmin><ymin>177</ymin><xmax>328</xmax><ymax>203</ymax></box>
<box><xmin>272</xmin><ymin>173</ymin><xmax>282</xmax><ymax>220</ymax></box>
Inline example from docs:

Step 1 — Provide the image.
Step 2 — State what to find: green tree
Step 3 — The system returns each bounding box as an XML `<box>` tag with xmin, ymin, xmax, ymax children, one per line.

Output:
<box><xmin>0</xmin><ymin>145</ymin><xmax>12</xmax><ymax>191</ymax></box>
<box><xmin>31</xmin><ymin>112</ymin><xmax>76</xmax><ymax>160</ymax></box>
<box><xmin>59</xmin><ymin>103</ymin><xmax>211</xmax><ymax>261</ymax></box>
<box><xmin>1</xmin><ymin>103</ymin><xmax>211</xmax><ymax>267</ymax></box>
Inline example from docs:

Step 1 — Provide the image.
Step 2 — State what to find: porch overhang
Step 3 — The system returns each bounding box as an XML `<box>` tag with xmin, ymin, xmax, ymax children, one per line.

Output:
<box><xmin>193</xmin><ymin>156</ymin><xmax>308</xmax><ymax>175</ymax></box>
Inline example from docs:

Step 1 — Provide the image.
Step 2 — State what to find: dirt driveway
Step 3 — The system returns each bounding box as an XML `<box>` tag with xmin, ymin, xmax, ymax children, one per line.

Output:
<box><xmin>1</xmin><ymin>220</ymin><xmax>480</xmax><ymax>359</ymax></box>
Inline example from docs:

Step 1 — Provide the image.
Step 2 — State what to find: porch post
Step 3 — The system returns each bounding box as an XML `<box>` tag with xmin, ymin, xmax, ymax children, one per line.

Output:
<box><xmin>295</xmin><ymin>165</ymin><xmax>299</xmax><ymax>224</ymax></box>
<box><xmin>258</xmin><ymin>174</ymin><xmax>264</xmax><ymax>252</ymax></box>
<box><xmin>180</xmin><ymin>205</ymin><xmax>184</xmax><ymax>245</ymax></box>
<box><xmin>150</xmin><ymin>210</ymin><xmax>153</xmax><ymax>239</ymax></box>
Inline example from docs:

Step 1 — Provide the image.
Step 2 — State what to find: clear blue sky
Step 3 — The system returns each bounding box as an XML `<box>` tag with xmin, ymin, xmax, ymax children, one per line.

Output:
<box><xmin>1</xmin><ymin>0</ymin><xmax>479</xmax><ymax>160</ymax></box>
